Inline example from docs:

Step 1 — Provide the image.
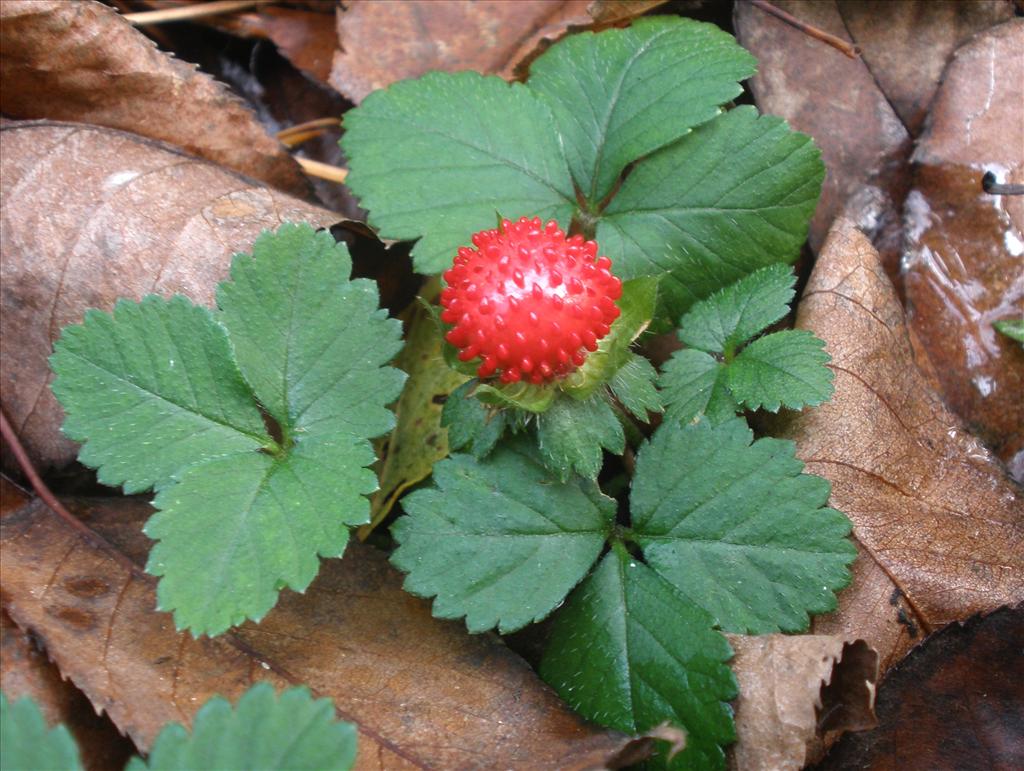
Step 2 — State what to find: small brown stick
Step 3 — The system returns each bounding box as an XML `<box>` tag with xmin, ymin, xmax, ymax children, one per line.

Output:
<box><xmin>0</xmin><ymin>407</ymin><xmax>148</xmax><ymax>579</ymax></box>
<box><xmin>124</xmin><ymin>0</ymin><xmax>265</xmax><ymax>26</ymax></box>
<box><xmin>276</xmin><ymin>118</ymin><xmax>341</xmax><ymax>148</ymax></box>
<box><xmin>748</xmin><ymin>0</ymin><xmax>861</xmax><ymax>59</ymax></box>
<box><xmin>295</xmin><ymin>157</ymin><xmax>349</xmax><ymax>184</ymax></box>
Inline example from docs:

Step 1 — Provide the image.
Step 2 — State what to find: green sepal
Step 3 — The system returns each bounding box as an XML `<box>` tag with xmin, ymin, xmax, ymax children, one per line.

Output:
<box><xmin>475</xmin><ymin>381</ymin><xmax>556</xmax><ymax>413</ymax></box>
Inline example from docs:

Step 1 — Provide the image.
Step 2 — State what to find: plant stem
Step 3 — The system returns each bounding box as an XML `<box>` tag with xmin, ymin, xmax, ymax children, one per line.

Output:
<box><xmin>748</xmin><ymin>0</ymin><xmax>860</xmax><ymax>59</ymax></box>
<box><xmin>124</xmin><ymin>0</ymin><xmax>265</xmax><ymax>26</ymax></box>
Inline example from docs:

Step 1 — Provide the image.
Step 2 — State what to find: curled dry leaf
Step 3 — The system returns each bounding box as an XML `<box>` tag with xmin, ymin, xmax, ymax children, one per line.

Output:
<box><xmin>243</xmin><ymin>6</ymin><xmax>338</xmax><ymax>85</ymax></box>
<box><xmin>903</xmin><ymin>19</ymin><xmax>1024</xmax><ymax>476</ymax></box>
<box><xmin>0</xmin><ymin>121</ymin><xmax>339</xmax><ymax>473</ymax></box>
<box><xmin>0</xmin><ymin>492</ymin><xmax>644</xmax><ymax>770</ymax></box>
<box><xmin>330</xmin><ymin>0</ymin><xmax>598</xmax><ymax>103</ymax></box>
<box><xmin>733</xmin><ymin>0</ymin><xmax>1010</xmax><ymax>275</ymax></box>
<box><xmin>0</xmin><ymin>481</ymin><xmax>136</xmax><ymax>771</ymax></box>
<box><xmin>0</xmin><ymin>0</ymin><xmax>309</xmax><ymax>197</ymax></box>
<box><xmin>726</xmin><ymin>634</ymin><xmax>878</xmax><ymax>771</ymax></box>
<box><xmin>778</xmin><ymin>218</ymin><xmax>1024</xmax><ymax>673</ymax></box>
<box><xmin>817</xmin><ymin>606</ymin><xmax>1023</xmax><ymax>771</ymax></box>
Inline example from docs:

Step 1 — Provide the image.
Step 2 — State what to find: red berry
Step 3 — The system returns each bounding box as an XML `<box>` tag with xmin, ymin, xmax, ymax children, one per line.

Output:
<box><xmin>440</xmin><ymin>217</ymin><xmax>622</xmax><ymax>385</ymax></box>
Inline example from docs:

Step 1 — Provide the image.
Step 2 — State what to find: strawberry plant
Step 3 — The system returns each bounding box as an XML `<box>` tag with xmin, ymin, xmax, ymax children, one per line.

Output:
<box><xmin>43</xmin><ymin>15</ymin><xmax>855</xmax><ymax>771</ymax></box>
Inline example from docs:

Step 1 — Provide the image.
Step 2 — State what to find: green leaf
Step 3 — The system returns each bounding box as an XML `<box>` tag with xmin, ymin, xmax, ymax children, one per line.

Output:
<box><xmin>678</xmin><ymin>264</ymin><xmax>796</xmax><ymax>354</ymax></box>
<box><xmin>630</xmin><ymin>419</ymin><xmax>856</xmax><ymax>634</ymax></box>
<box><xmin>608</xmin><ymin>353</ymin><xmax>662</xmax><ymax>420</ymax></box>
<box><xmin>529</xmin><ymin>17</ymin><xmax>755</xmax><ymax>203</ymax></box>
<box><xmin>442</xmin><ymin>380</ymin><xmax>508</xmax><ymax>458</ymax></box>
<box><xmin>126</xmin><ymin>683</ymin><xmax>356</xmax><ymax>771</ymax></box>
<box><xmin>597</xmin><ymin>107</ymin><xmax>824</xmax><ymax>323</ymax></box>
<box><xmin>562</xmin><ymin>276</ymin><xmax>659</xmax><ymax>400</ymax></box>
<box><xmin>140</xmin><ymin>224</ymin><xmax>405</xmax><ymax>635</ymax></box>
<box><xmin>50</xmin><ymin>295</ymin><xmax>271</xmax><ymax>494</ymax></box>
<box><xmin>392</xmin><ymin>442</ymin><xmax>614</xmax><ymax>633</ymax></box>
<box><xmin>536</xmin><ymin>395</ymin><xmax>625</xmax><ymax>480</ymax></box>
<box><xmin>342</xmin><ymin>71</ymin><xmax>576</xmax><ymax>274</ymax></box>
<box><xmin>1</xmin><ymin>692</ymin><xmax>82</xmax><ymax>771</ymax></box>
<box><xmin>218</xmin><ymin>224</ymin><xmax>405</xmax><ymax>442</ymax></box>
<box><xmin>146</xmin><ymin>436</ymin><xmax>375</xmax><ymax>634</ymax></box>
<box><xmin>994</xmin><ymin>317</ymin><xmax>1024</xmax><ymax>344</ymax></box>
<box><xmin>727</xmin><ymin>330</ymin><xmax>833</xmax><ymax>412</ymax></box>
<box><xmin>658</xmin><ymin>348</ymin><xmax>723</xmax><ymax>425</ymax></box>
<box><xmin>539</xmin><ymin>547</ymin><xmax>737</xmax><ymax>770</ymax></box>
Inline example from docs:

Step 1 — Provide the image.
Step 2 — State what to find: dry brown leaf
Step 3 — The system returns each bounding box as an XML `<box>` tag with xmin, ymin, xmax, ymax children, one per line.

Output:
<box><xmin>0</xmin><ymin>121</ymin><xmax>339</xmax><ymax>474</ymax></box>
<box><xmin>838</xmin><ymin>1</ymin><xmax>1012</xmax><ymax>136</ymax></box>
<box><xmin>727</xmin><ymin>634</ymin><xmax>877</xmax><ymax>771</ymax></box>
<box><xmin>778</xmin><ymin>217</ymin><xmax>1024</xmax><ymax>674</ymax></box>
<box><xmin>0</xmin><ymin>492</ymin><xmax>645</xmax><ymax>770</ymax></box>
<box><xmin>228</xmin><ymin>6</ymin><xmax>338</xmax><ymax>85</ymax></box>
<box><xmin>329</xmin><ymin>0</ymin><xmax>595</xmax><ymax>103</ymax></box>
<box><xmin>817</xmin><ymin>606</ymin><xmax>1023</xmax><ymax>770</ymax></box>
<box><xmin>587</xmin><ymin>0</ymin><xmax>670</xmax><ymax>24</ymax></box>
<box><xmin>902</xmin><ymin>20</ymin><xmax>1024</xmax><ymax>476</ymax></box>
<box><xmin>1</xmin><ymin>479</ymin><xmax>136</xmax><ymax>771</ymax></box>
<box><xmin>0</xmin><ymin>0</ymin><xmax>309</xmax><ymax>197</ymax></box>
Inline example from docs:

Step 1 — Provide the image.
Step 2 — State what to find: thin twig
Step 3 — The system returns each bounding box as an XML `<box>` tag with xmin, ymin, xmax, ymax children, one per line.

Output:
<box><xmin>0</xmin><ymin>407</ymin><xmax>148</xmax><ymax>579</ymax></box>
<box><xmin>277</xmin><ymin>118</ymin><xmax>340</xmax><ymax>146</ymax></box>
<box><xmin>124</xmin><ymin>0</ymin><xmax>264</xmax><ymax>26</ymax></box>
<box><xmin>295</xmin><ymin>157</ymin><xmax>349</xmax><ymax>184</ymax></box>
<box><xmin>749</xmin><ymin>0</ymin><xmax>860</xmax><ymax>59</ymax></box>
<box><xmin>982</xmin><ymin>171</ymin><xmax>1024</xmax><ymax>196</ymax></box>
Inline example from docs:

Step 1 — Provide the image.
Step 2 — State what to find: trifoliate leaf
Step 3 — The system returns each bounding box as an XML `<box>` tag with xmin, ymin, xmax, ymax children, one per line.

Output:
<box><xmin>536</xmin><ymin>395</ymin><xmax>625</xmax><ymax>481</ymax></box>
<box><xmin>342</xmin><ymin>71</ymin><xmax>576</xmax><ymax>274</ymax></box>
<box><xmin>218</xmin><ymin>224</ymin><xmax>405</xmax><ymax>441</ymax></box>
<box><xmin>994</xmin><ymin>317</ymin><xmax>1024</xmax><ymax>344</ymax></box>
<box><xmin>442</xmin><ymin>380</ymin><xmax>508</xmax><ymax>459</ymax></box>
<box><xmin>726</xmin><ymin>330</ymin><xmax>833</xmax><ymax>412</ymax></box>
<box><xmin>392</xmin><ymin>442</ymin><xmax>614</xmax><ymax>633</ymax></box>
<box><xmin>597</xmin><ymin>107</ymin><xmax>823</xmax><ymax>324</ymax></box>
<box><xmin>50</xmin><ymin>296</ymin><xmax>271</xmax><ymax>494</ymax></box>
<box><xmin>147</xmin><ymin>436</ymin><xmax>375</xmax><ymax>634</ymax></box>
<box><xmin>630</xmin><ymin>419</ymin><xmax>856</xmax><ymax>634</ymax></box>
<box><xmin>562</xmin><ymin>276</ymin><xmax>658</xmax><ymax>401</ymax></box>
<box><xmin>608</xmin><ymin>354</ymin><xmax>662</xmax><ymax>421</ymax></box>
<box><xmin>1</xmin><ymin>693</ymin><xmax>82</xmax><ymax>771</ymax></box>
<box><xmin>677</xmin><ymin>264</ymin><xmax>796</xmax><ymax>354</ymax></box>
<box><xmin>144</xmin><ymin>225</ymin><xmax>404</xmax><ymax>635</ymax></box>
<box><xmin>126</xmin><ymin>683</ymin><xmax>356</xmax><ymax>771</ymax></box>
<box><xmin>528</xmin><ymin>17</ymin><xmax>755</xmax><ymax>203</ymax></box>
<box><xmin>539</xmin><ymin>547</ymin><xmax>737</xmax><ymax>771</ymax></box>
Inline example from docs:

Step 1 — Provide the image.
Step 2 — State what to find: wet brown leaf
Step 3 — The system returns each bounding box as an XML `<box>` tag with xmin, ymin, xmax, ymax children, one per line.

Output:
<box><xmin>0</xmin><ymin>121</ymin><xmax>339</xmax><ymax>474</ymax></box>
<box><xmin>778</xmin><ymin>217</ymin><xmax>1024</xmax><ymax>673</ymax></box>
<box><xmin>816</xmin><ymin>606</ymin><xmax>1023</xmax><ymax>771</ymax></box>
<box><xmin>329</xmin><ymin>0</ymin><xmax>595</xmax><ymax>103</ymax></box>
<box><xmin>727</xmin><ymin>634</ymin><xmax>878</xmax><ymax>771</ymax></box>
<box><xmin>0</xmin><ymin>492</ymin><xmax>644</xmax><ymax>770</ymax></box>
<box><xmin>0</xmin><ymin>0</ymin><xmax>309</xmax><ymax>197</ymax></box>
<box><xmin>734</xmin><ymin>0</ymin><xmax>912</xmax><ymax>272</ymax></box>
<box><xmin>838</xmin><ymin>1</ymin><xmax>1012</xmax><ymax>136</ymax></box>
<box><xmin>902</xmin><ymin>20</ymin><xmax>1024</xmax><ymax>476</ymax></box>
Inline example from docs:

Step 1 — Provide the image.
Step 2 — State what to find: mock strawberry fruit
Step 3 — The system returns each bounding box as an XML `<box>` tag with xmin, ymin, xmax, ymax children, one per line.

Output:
<box><xmin>440</xmin><ymin>217</ymin><xmax>622</xmax><ymax>385</ymax></box>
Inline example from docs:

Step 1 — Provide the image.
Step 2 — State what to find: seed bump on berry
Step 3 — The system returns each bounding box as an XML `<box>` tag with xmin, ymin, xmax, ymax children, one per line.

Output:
<box><xmin>440</xmin><ymin>217</ymin><xmax>622</xmax><ymax>385</ymax></box>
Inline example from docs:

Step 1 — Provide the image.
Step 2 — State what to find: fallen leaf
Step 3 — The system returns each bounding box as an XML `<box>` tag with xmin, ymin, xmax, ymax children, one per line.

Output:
<box><xmin>0</xmin><ymin>0</ymin><xmax>309</xmax><ymax>197</ymax></box>
<box><xmin>837</xmin><ymin>1</ymin><xmax>1012</xmax><ymax>136</ymax></box>
<box><xmin>250</xmin><ymin>6</ymin><xmax>338</xmax><ymax>85</ymax></box>
<box><xmin>587</xmin><ymin>0</ymin><xmax>670</xmax><ymax>24</ymax></box>
<box><xmin>902</xmin><ymin>20</ymin><xmax>1024</xmax><ymax>476</ymax></box>
<box><xmin>733</xmin><ymin>0</ymin><xmax>911</xmax><ymax>274</ymax></box>
<box><xmin>778</xmin><ymin>217</ymin><xmax>1024</xmax><ymax>674</ymax></box>
<box><xmin>365</xmin><ymin>300</ymin><xmax>467</xmax><ymax>533</ymax></box>
<box><xmin>727</xmin><ymin>634</ymin><xmax>877</xmax><ymax>771</ymax></box>
<box><xmin>817</xmin><ymin>606</ymin><xmax>1023</xmax><ymax>770</ymax></box>
<box><xmin>0</xmin><ymin>492</ymin><xmax>645</xmax><ymax>770</ymax></box>
<box><xmin>1</xmin><ymin>479</ymin><xmax>136</xmax><ymax>771</ymax></box>
<box><xmin>329</xmin><ymin>0</ymin><xmax>595</xmax><ymax>103</ymax></box>
<box><xmin>0</xmin><ymin>121</ymin><xmax>339</xmax><ymax>474</ymax></box>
